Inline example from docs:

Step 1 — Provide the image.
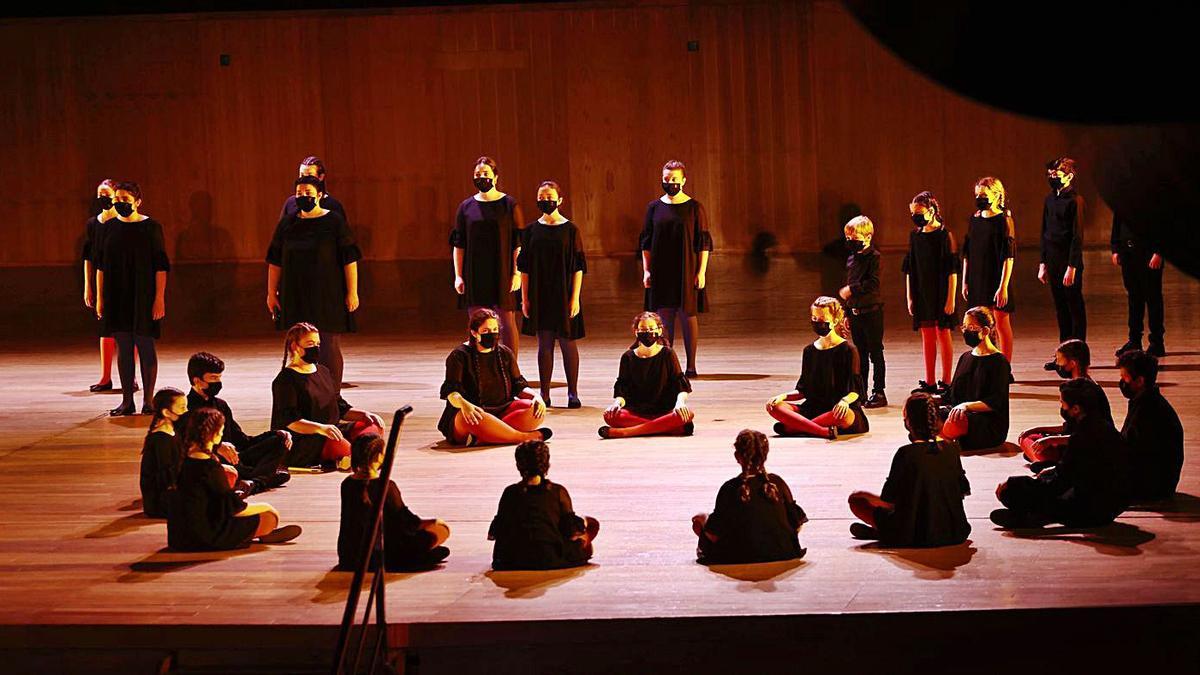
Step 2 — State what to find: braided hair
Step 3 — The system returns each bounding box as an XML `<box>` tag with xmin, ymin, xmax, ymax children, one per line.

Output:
<box><xmin>467</xmin><ymin>308</ymin><xmax>511</xmax><ymax>402</ymax></box>
<box><xmin>181</xmin><ymin>407</ymin><xmax>225</xmax><ymax>453</ymax></box>
<box><xmin>629</xmin><ymin>311</ymin><xmax>669</xmax><ymax>349</ymax></box>
<box><xmin>282</xmin><ymin>321</ymin><xmax>319</xmax><ymax>367</ymax></box>
<box><xmin>350</xmin><ymin>433</ymin><xmax>386</xmax><ymax>506</ymax></box>
<box><xmin>146</xmin><ymin>387</ymin><xmax>185</xmax><ymax>439</ymax></box>
<box><xmin>812</xmin><ymin>295</ymin><xmax>850</xmax><ymax>339</ymax></box>
<box><xmin>734</xmin><ymin>429</ymin><xmax>780</xmax><ymax>504</ymax></box>
<box><xmin>911</xmin><ymin>190</ymin><xmax>942</xmax><ymax>225</ymax></box>
<box><xmin>903</xmin><ymin>393</ymin><xmax>940</xmax><ymax>443</ymax></box>
<box><xmin>514</xmin><ymin>440</ymin><xmax>550</xmax><ymax>484</ymax></box>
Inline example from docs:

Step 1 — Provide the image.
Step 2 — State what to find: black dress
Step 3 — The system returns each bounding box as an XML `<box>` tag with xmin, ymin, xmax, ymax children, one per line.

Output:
<box><xmin>97</xmin><ymin>217</ymin><xmax>171</xmax><ymax>338</ymax></box>
<box><xmin>82</xmin><ymin>214</ymin><xmax>114</xmax><ymax>337</ymax></box>
<box><xmin>337</xmin><ymin>477</ymin><xmax>436</xmax><ymax>571</ymax></box>
<box><xmin>875</xmin><ymin>440</ymin><xmax>972</xmax><ymax>547</ymax></box>
<box><xmin>450</xmin><ymin>195</ymin><xmax>521</xmax><ymax>310</ymax></box>
<box><xmin>640</xmin><ymin>199</ymin><xmax>714</xmax><ymax>315</ymax></box>
<box><xmin>271</xmin><ymin>365</ymin><xmax>352</xmax><ymax>466</ymax></box>
<box><xmin>489</xmin><ymin>480</ymin><xmax>590</xmax><ymax>570</ymax></box>
<box><xmin>962</xmin><ymin>212</ymin><xmax>1015</xmax><ymax>313</ymax></box>
<box><xmin>265</xmin><ymin>210</ymin><xmax>361</xmax><ymax>334</ymax></box>
<box><xmin>902</xmin><ymin>226</ymin><xmax>958</xmax><ymax>330</ymax></box>
<box><xmin>518</xmin><ymin>220</ymin><xmax>587</xmax><ymax>339</ymax></box>
<box><xmin>437</xmin><ymin>344</ymin><xmax>529</xmax><ymax>440</ymax></box>
<box><xmin>139</xmin><ymin>430</ymin><xmax>179</xmax><ymax>519</ymax></box>
<box><xmin>943</xmin><ymin>351</ymin><xmax>1011</xmax><ymax>449</ymax></box>
<box><xmin>699</xmin><ymin>473</ymin><xmax>807</xmax><ymax>564</ymax></box>
<box><xmin>612</xmin><ymin>347</ymin><xmax>692</xmax><ymax>417</ymax></box>
<box><xmin>794</xmin><ymin>341</ymin><xmax>869</xmax><ymax>434</ymax></box>
<box><xmin>166</xmin><ymin>455</ymin><xmax>259</xmax><ymax>551</ymax></box>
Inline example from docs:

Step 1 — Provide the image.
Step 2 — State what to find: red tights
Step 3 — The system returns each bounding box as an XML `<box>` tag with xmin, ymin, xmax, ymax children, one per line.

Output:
<box><xmin>766</xmin><ymin>402</ymin><xmax>853</xmax><ymax>437</ymax></box>
<box><xmin>919</xmin><ymin>327</ymin><xmax>954</xmax><ymax>384</ymax></box>
<box><xmin>602</xmin><ymin>408</ymin><xmax>689</xmax><ymax>438</ymax></box>
<box><xmin>321</xmin><ymin>419</ymin><xmax>385</xmax><ymax>462</ymax></box>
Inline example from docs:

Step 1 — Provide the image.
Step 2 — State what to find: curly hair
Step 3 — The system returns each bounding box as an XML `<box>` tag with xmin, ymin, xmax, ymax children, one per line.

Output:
<box><xmin>514</xmin><ymin>440</ymin><xmax>550</xmax><ymax>481</ymax></box>
<box><xmin>734</xmin><ymin>429</ymin><xmax>779</xmax><ymax>504</ymax></box>
<box><xmin>181</xmin><ymin>407</ymin><xmax>225</xmax><ymax>451</ymax></box>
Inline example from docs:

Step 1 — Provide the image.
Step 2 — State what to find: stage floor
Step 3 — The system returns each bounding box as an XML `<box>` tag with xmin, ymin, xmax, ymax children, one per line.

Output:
<box><xmin>0</xmin><ymin>252</ymin><xmax>1198</xmax><ymax>669</ymax></box>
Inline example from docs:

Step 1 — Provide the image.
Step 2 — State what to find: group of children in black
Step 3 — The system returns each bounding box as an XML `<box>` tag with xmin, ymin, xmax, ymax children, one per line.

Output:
<box><xmin>85</xmin><ymin>154</ymin><xmax>1185</xmax><ymax>571</ymax></box>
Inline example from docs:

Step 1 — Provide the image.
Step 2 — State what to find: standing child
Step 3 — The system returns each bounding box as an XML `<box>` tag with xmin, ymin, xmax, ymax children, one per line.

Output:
<box><xmin>840</xmin><ymin>216</ymin><xmax>887</xmax><ymax>408</ymax></box>
<box><xmin>961</xmin><ymin>177</ymin><xmax>1015</xmax><ymax>364</ymax></box>
<box><xmin>1039</xmin><ymin>157</ymin><xmax>1087</xmax><ymax>370</ymax></box>
<box><xmin>904</xmin><ymin>192</ymin><xmax>958</xmax><ymax>395</ymax></box>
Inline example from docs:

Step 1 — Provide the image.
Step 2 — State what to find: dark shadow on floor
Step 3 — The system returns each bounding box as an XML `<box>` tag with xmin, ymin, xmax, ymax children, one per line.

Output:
<box><xmin>107</xmin><ymin>415</ymin><xmax>151</xmax><ymax>429</ymax></box>
<box><xmin>118</xmin><ymin>498</ymin><xmax>143</xmax><ymax>512</ymax></box>
<box><xmin>85</xmin><ymin>512</ymin><xmax>161</xmax><ymax>539</ymax></box>
<box><xmin>62</xmin><ymin>389</ymin><xmax>124</xmax><ymax>398</ymax></box>
<box><xmin>337</xmin><ymin>381</ymin><xmax>429</xmax><ymax>391</ymax></box>
<box><xmin>118</xmin><ymin>545</ymin><xmax>267</xmax><ymax>582</ymax></box>
<box><xmin>691</xmin><ymin>374</ymin><xmax>772</xmax><ymax>381</ymax></box>
<box><xmin>961</xmin><ymin>442</ymin><xmax>1022</xmax><ymax>458</ymax></box>
<box><xmin>1009</xmin><ymin>391</ymin><xmax>1062</xmax><ymax>402</ymax></box>
<box><xmin>426</xmin><ymin>439</ymin><xmax>510</xmax><ymax>454</ymax></box>
<box><xmin>1000</xmin><ymin>521</ymin><xmax>1156</xmax><ymax>556</ymax></box>
<box><xmin>483</xmin><ymin>565</ymin><xmax>592</xmax><ymax>599</ymax></box>
<box><xmin>1127</xmin><ymin>492</ymin><xmax>1200</xmax><ymax>522</ymax></box>
<box><xmin>854</xmin><ymin>540</ymin><xmax>977</xmax><ymax>580</ymax></box>
<box><xmin>704</xmin><ymin>557</ymin><xmax>807</xmax><ymax>591</ymax></box>
<box><xmin>311</xmin><ymin>568</ymin><xmax>424</xmax><ymax>604</ymax></box>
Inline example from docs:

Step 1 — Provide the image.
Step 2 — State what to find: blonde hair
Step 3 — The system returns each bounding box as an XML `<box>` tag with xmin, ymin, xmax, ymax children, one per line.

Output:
<box><xmin>975</xmin><ymin>177</ymin><xmax>1007</xmax><ymax>210</ymax></box>
<box><xmin>811</xmin><ymin>295</ymin><xmax>849</xmax><ymax>337</ymax></box>
<box><xmin>844</xmin><ymin>215</ymin><xmax>874</xmax><ymax>238</ymax></box>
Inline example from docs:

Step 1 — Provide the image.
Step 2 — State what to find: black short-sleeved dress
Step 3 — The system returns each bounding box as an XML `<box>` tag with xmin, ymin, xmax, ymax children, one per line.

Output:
<box><xmin>875</xmin><ymin>440</ymin><xmax>972</xmax><ymax>547</ymax></box>
<box><xmin>82</xmin><ymin>214</ymin><xmax>114</xmax><ymax>337</ymax></box>
<box><xmin>640</xmin><ymin>199</ymin><xmax>714</xmax><ymax>315</ymax></box>
<box><xmin>943</xmin><ymin>351</ymin><xmax>1012</xmax><ymax>450</ymax></box>
<box><xmin>450</xmin><ymin>195</ymin><xmax>521</xmax><ymax>310</ymax></box>
<box><xmin>139</xmin><ymin>430</ymin><xmax>180</xmax><ymax>519</ymax></box>
<box><xmin>166</xmin><ymin>455</ymin><xmax>259</xmax><ymax>551</ymax></box>
<box><xmin>337</xmin><ymin>477</ymin><xmax>436</xmax><ymax>571</ymax></box>
<box><xmin>793</xmin><ymin>341</ymin><xmax>869</xmax><ymax>434</ymax></box>
<box><xmin>699</xmin><ymin>473</ymin><xmax>807</xmax><ymax>564</ymax></box>
<box><xmin>518</xmin><ymin>220</ymin><xmax>587</xmax><ymax>339</ymax></box>
<box><xmin>97</xmin><ymin>217</ymin><xmax>171</xmax><ymax>338</ymax></box>
<box><xmin>962</xmin><ymin>212</ymin><xmax>1015</xmax><ymax>313</ymax></box>
<box><xmin>271</xmin><ymin>365</ymin><xmax>352</xmax><ymax>466</ymax></box>
<box><xmin>266</xmin><ymin>210</ymin><xmax>362</xmax><ymax>334</ymax></box>
<box><xmin>613</xmin><ymin>346</ymin><xmax>692</xmax><ymax>417</ymax></box>
<box><xmin>489</xmin><ymin>480</ymin><xmax>590</xmax><ymax>570</ymax></box>
<box><xmin>437</xmin><ymin>343</ymin><xmax>529</xmax><ymax>440</ymax></box>
<box><xmin>902</xmin><ymin>226</ymin><xmax>958</xmax><ymax>330</ymax></box>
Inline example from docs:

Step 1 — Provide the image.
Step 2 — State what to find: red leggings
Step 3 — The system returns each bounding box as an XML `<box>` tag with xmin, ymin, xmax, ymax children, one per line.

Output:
<box><xmin>919</xmin><ymin>326</ymin><xmax>954</xmax><ymax>384</ymax></box>
<box><xmin>322</xmin><ymin>420</ymin><xmax>385</xmax><ymax>462</ymax></box>
<box><xmin>603</xmin><ymin>408</ymin><xmax>688</xmax><ymax>437</ymax></box>
<box><xmin>766</xmin><ymin>402</ymin><xmax>852</xmax><ymax>437</ymax></box>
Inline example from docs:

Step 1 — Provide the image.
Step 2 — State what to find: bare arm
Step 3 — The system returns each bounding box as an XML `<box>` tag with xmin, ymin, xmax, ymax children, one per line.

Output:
<box><xmin>698</xmin><ymin>250</ymin><xmax>710</xmax><ymax>277</ymax></box>
<box><xmin>344</xmin><ymin>261</ymin><xmax>358</xmax><ymax>297</ymax></box>
<box><xmin>84</xmin><ymin>260</ymin><xmax>95</xmax><ymax>306</ymax></box>
<box><xmin>267</xmin><ymin>264</ymin><xmax>282</xmax><ymax>311</ymax></box>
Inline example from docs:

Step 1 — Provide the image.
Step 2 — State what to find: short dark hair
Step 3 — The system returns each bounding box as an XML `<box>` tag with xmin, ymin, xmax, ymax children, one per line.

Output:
<box><xmin>1117</xmin><ymin>349</ymin><xmax>1159</xmax><ymax>386</ymax></box>
<box><xmin>115</xmin><ymin>181</ymin><xmax>143</xmax><ymax>201</ymax></box>
<box><xmin>662</xmin><ymin>159</ymin><xmax>686</xmax><ymax>175</ymax></box>
<box><xmin>187</xmin><ymin>352</ymin><xmax>225</xmax><ymax>384</ymax></box>
<box><xmin>474</xmin><ymin>156</ymin><xmax>498</xmax><ymax>174</ymax></box>
<box><xmin>514</xmin><ymin>440</ymin><xmax>550</xmax><ymax>480</ymax></box>
<box><xmin>295</xmin><ymin>175</ymin><xmax>323</xmax><ymax>191</ymax></box>
<box><xmin>1060</xmin><ymin>377</ymin><xmax>1105</xmax><ymax>416</ymax></box>
<box><xmin>1056</xmin><ymin>339</ymin><xmax>1090</xmax><ymax>370</ymax></box>
<box><xmin>537</xmin><ymin>180</ymin><xmax>562</xmax><ymax>197</ymax></box>
<box><xmin>300</xmin><ymin>155</ymin><xmax>326</xmax><ymax>176</ymax></box>
<box><xmin>1048</xmin><ymin>156</ymin><xmax>1077</xmax><ymax>175</ymax></box>
<box><xmin>351</xmin><ymin>433</ymin><xmax>385</xmax><ymax>472</ymax></box>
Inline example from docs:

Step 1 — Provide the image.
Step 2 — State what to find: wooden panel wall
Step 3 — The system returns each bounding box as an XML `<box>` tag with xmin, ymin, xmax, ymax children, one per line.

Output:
<box><xmin>0</xmin><ymin>0</ymin><xmax>1107</xmax><ymax>266</ymax></box>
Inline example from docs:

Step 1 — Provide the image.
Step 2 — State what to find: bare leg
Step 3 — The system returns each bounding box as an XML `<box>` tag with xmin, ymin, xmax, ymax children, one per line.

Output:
<box><xmin>848</xmin><ymin>491</ymin><xmax>892</xmax><ymax>527</ymax></box>
<box><xmin>454</xmin><ymin>401</ymin><xmax>542</xmax><ymax>445</ymax></box>
<box><xmin>936</xmin><ymin>328</ymin><xmax>954</xmax><ymax>382</ymax></box>
<box><xmin>994</xmin><ymin>310</ymin><xmax>1014</xmax><ymax>364</ymax></box>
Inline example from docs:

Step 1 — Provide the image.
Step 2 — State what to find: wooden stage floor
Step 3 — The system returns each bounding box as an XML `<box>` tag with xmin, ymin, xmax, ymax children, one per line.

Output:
<box><xmin>1</xmin><ymin>252</ymin><xmax>1198</xmax><ymax>672</ymax></box>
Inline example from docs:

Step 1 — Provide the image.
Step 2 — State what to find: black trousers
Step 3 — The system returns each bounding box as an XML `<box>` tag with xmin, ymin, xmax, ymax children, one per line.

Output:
<box><xmin>232</xmin><ymin>432</ymin><xmax>288</xmax><ymax>482</ymax></box>
<box><xmin>998</xmin><ymin>475</ymin><xmax>1120</xmax><ymax>528</ymax></box>
<box><xmin>1046</xmin><ymin>260</ymin><xmax>1087</xmax><ymax>342</ymax></box>
<box><xmin>849</xmin><ymin>307</ymin><xmax>885</xmax><ymax>393</ymax></box>
<box><xmin>1118</xmin><ymin>246</ymin><xmax>1165</xmax><ymax>345</ymax></box>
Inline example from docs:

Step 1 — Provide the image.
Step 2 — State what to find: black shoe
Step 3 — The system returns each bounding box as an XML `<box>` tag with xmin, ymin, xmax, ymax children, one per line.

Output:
<box><xmin>109</xmin><ymin>403</ymin><xmax>136</xmax><ymax>417</ymax></box>
<box><xmin>849</xmin><ymin>522</ymin><xmax>879</xmax><ymax>540</ymax></box>
<box><xmin>233</xmin><ymin>480</ymin><xmax>256</xmax><ymax>499</ymax></box>
<box><xmin>827</xmin><ymin>426</ymin><xmax>839</xmax><ymax>441</ymax></box>
<box><xmin>1148</xmin><ymin>342</ymin><xmax>1166</xmax><ymax>358</ymax></box>
<box><xmin>537</xmin><ymin>428</ymin><xmax>554</xmax><ymax>441</ymax></box>
<box><xmin>1008</xmin><ymin>372</ymin><xmax>1015</xmax><ymax>384</ymax></box>
<box><xmin>1042</xmin><ymin>359</ymin><xmax>1058</xmax><ymax>371</ymax></box>
<box><xmin>542</xmin><ymin>395</ymin><xmax>553</xmax><ymax>408</ymax></box>
<box><xmin>681</xmin><ymin>421</ymin><xmax>695</xmax><ymax>436</ymax></box>
<box><xmin>684</xmin><ymin>369</ymin><xmax>699</xmax><ymax>379</ymax></box>
<box><xmin>864</xmin><ymin>391</ymin><xmax>888</xmax><ymax>408</ymax></box>
<box><xmin>935</xmin><ymin>380</ymin><xmax>950</xmax><ymax>396</ymax></box>
<box><xmin>424</xmin><ymin>545</ymin><xmax>450</xmax><ymax>566</ymax></box>
<box><xmin>773</xmin><ymin>422</ymin><xmax>791</xmax><ymax>437</ymax></box>
<box><xmin>1116</xmin><ymin>340</ymin><xmax>1141</xmax><ymax>357</ymax></box>
<box><xmin>140</xmin><ymin>403</ymin><xmax>154</xmax><ymax>415</ymax></box>
<box><xmin>1028</xmin><ymin>460</ymin><xmax>1054</xmax><ymax>474</ymax></box>
<box><xmin>567</xmin><ymin>395</ymin><xmax>582</xmax><ymax>409</ymax></box>
<box><xmin>911</xmin><ymin>380</ymin><xmax>936</xmax><ymax>394</ymax></box>
<box><xmin>261</xmin><ymin>470</ymin><xmax>291</xmax><ymax>490</ymax></box>
<box><xmin>597</xmin><ymin>426</ymin><xmax>612</xmax><ymax>439</ymax></box>
<box><xmin>989</xmin><ymin>508</ymin><xmax>1048</xmax><ymax>529</ymax></box>
<box><xmin>89</xmin><ymin>381</ymin><xmax>113</xmax><ymax>392</ymax></box>
<box><xmin>258</xmin><ymin>524</ymin><xmax>302</xmax><ymax>544</ymax></box>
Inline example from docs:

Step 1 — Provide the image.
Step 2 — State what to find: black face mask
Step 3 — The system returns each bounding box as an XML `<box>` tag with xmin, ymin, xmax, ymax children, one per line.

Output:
<box><xmin>846</xmin><ymin>239</ymin><xmax>865</xmax><ymax>253</ymax></box>
<box><xmin>205</xmin><ymin>381</ymin><xmax>223</xmax><ymax>398</ymax></box>
<box><xmin>93</xmin><ymin>196</ymin><xmax>112</xmax><ymax>214</ymax></box>
<box><xmin>295</xmin><ymin>195</ymin><xmax>317</xmax><ymax>212</ymax></box>
<box><xmin>975</xmin><ymin>196</ymin><xmax>991</xmax><ymax>211</ymax></box>
<box><xmin>301</xmin><ymin>344</ymin><xmax>321</xmax><ymax>365</ymax></box>
<box><xmin>537</xmin><ymin>200</ymin><xmax>558</xmax><ymax>215</ymax></box>
<box><xmin>911</xmin><ymin>213</ymin><xmax>928</xmax><ymax>227</ymax></box>
<box><xmin>962</xmin><ymin>329</ymin><xmax>983</xmax><ymax>347</ymax></box>
<box><xmin>1048</xmin><ymin>176</ymin><xmax>1064</xmax><ymax>191</ymax></box>
<box><xmin>636</xmin><ymin>331</ymin><xmax>658</xmax><ymax>347</ymax></box>
<box><xmin>114</xmin><ymin>202</ymin><xmax>135</xmax><ymax>218</ymax></box>
<box><xmin>662</xmin><ymin>182</ymin><xmax>682</xmax><ymax>197</ymax></box>
<box><xmin>1118</xmin><ymin>379</ymin><xmax>1136</xmax><ymax>399</ymax></box>
<box><xmin>1054</xmin><ymin>365</ymin><xmax>1072</xmax><ymax>379</ymax></box>
<box><xmin>1059</xmin><ymin>407</ymin><xmax>1074</xmax><ymax>424</ymax></box>
<box><xmin>477</xmin><ymin>332</ymin><xmax>498</xmax><ymax>349</ymax></box>
<box><xmin>811</xmin><ymin>320</ymin><xmax>832</xmax><ymax>337</ymax></box>
<box><xmin>473</xmin><ymin>177</ymin><xmax>494</xmax><ymax>193</ymax></box>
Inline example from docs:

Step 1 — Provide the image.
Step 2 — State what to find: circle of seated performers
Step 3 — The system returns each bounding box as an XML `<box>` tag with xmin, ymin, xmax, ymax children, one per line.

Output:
<box><xmin>439</xmin><ymin>309</ymin><xmax>552</xmax><ymax>447</ymax></box>
<box><xmin>599</xmin><ymin>311</ymin><xmax>695</xmax><ymax>439</ymax></box>
<box><xmin>847</xmin><ymin>394</ymin><xmax>971</xmax><ymax>547</ymax></box>
<box><xmin>692</xmin><ymin>429</ymin><xmax>807</xmax><ymax>564</ymax></box>
<box><xmin>992</xmin><ymin>378</ymin><xmax>1128</xmax><ymax>529</ymax></box>
<box><xmin>337</xmin><ymin>434</ymin><xmax>450</xmax><ymax>572</ymax></box>
<box><xmin>1020</xmin><ymin>339</ymin><xmax>1111</xmax><ymax>466</ymax></box>
<box><xmin>488</xmin><ymin>440</ymin><xmax>599</xmax><ymax>570</ymax></box>
<box><xmin>271</xmin><ymin>323</ymin><xmax>384</xmax><ymax>470</ymax></box>
<box><xmin>1117</xmin><ymin>350</ymin><xmax>1183</xmax><ymax>502</ymax></box>
<box><xmin>938</xmin><ymin>306</ymin><xmax>1012</xmax><ymax>450</ymax></box>
<box><xmin>766</xmin><ymin>296</ymin><xmax>869</xmax><ymax>439</ymax></box>
<box><xmin>167</xmin><ymin>408</ymin><xmax>302</xmax><ymax>550</ymax></box>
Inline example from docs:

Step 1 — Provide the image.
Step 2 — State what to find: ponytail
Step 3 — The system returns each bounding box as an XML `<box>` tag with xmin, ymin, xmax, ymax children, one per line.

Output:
<box><xmin>733</xmin><ymin>429</ymin><xmax>779</xmax><ymax>503</ymax></box>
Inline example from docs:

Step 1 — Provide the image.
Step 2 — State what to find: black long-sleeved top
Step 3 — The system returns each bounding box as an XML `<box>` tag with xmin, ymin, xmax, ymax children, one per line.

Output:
<box><xmin>878</xmin><ymin>440</ymin><xmax>972</xmax><ymax>547</ymax></box>
<box><xmin>437</xmin><ymin>344</ymin><xmax>529</xmax><ymax>439</ymax></box>
<box><xmin>489</xmin><ymin>480</ymin><xmax>589</xmax><ymax>570</ymax></box>
<box><xmin>186</xmin><ymin>390</ymin><xmax>249</xmax><ymax>450</ymax></box>
<box><xmin>280</xmin><ymin>193</ymin><xmax>347</xmax><ymax>222</ymax></box>
<box><xmin>845</xmin><ymin>247</ymin><xmax>881</xmax><ymax>308</ymax></box>
<box><xmin>701</xmin><ymin>473</ymin><xmax>807</xmax><ymax>564</ymax></box>
<box><xmin>612</xmin><ymin>347</ymin><xmax>691</xmax><ymax>417</ymax></box>
<box><xmin>1110</xmin><ymin>215</ymin><xmax>1158</xmax><ymax>255</ymax></box>
<box><xmin>1121</xmin><ymin>386</ymin><xmax>1184</xmax><ymax>501</ymax></box>
<box><xmin>1045</xmin><ymin>414</ymin><xmax>1129</xmax><ymax>520</ymax></box>
<box><xmin>139</xmin><ymin>430</ymin><xmax>180</xmax><ymax>518</ymax></box>
<box><xmin>167</xmin><ymin>454</ymin><xmax>259</xmax><ymax>551</ymax></box>
<box><xmin>337</xmin><ymin>477</ymin><xmax>427</xmax><ymax>571</ymax></box>
<box><xmin>1041</xmin><ymin>187</ymin><xmax>1085</xmax><ymax>269</ymax></box>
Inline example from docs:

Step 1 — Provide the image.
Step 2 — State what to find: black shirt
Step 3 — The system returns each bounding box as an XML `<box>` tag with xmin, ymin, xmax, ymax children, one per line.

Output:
<box><xmin>517</xmin><ymin>220</ymin><xmax>587</xmax><ymax>338</ymax></box>
<box><xmin>337</xmin><ymin>477</ymin><xmax>426</xmax><ymax>571</ymax></box>
<box><xmin>450</xmin><ymin>195</ymin><xmax>521</xmax><ymax>310</ymax></box>
<box><xmin>1050</xmin><ymin>414</ymin><xmax>1129</xmax><ymax>518</ymax></box>
<box><xmin>186</xmin><ymin>390</ymin><xmax>250</xmax><ymax>450</ymax></box>
<box><xmin>96</xmin><ymin>217</ymin><xmax>171</xmax><ymax>338</ymax></box>
<box><xmin>139</xmin><ymin>430</ymin><xmax>179</xmax><ymax>519</ymax></box>
<box><xmin>902</xmin><ymin>226</ymin><xmax>957</xmax><ymax>324</ymax></box>
<box><xmin>701</xmin><ymin>473</ymin><xmax>807</xmax><ymax>564</ymax></box>
<box><xmin>265</xmin><ymin>210</ymin><xmax>362</xmax><ymax>334</ymax></box>
<box><xmin>639</xmin><ymin>199</ymin><xmax>714</xmax><ymax>315</ymax></box>
<box><xmin>794</xmin><ymin>341</ymin><xmax>868</xmax><ymax>434</ymax></box>
<box><xmin>878</xmin><ymin>440</ymin><xmax>972</xmax><ymax>547</ymax></box>
<box><xmin>944</xmin><ymin>351</ymin><xmax>1011</xmax><ymax>449</ymax></box>
<box><xmin>1121</xmin><ymin>387</ymin><xmax>1184</xmax><ymax>501</ymax></box>
<box><xmin>489</xmin><ymin>480</ymin><xmax>589</xmax><ymax>570</ymax></box>
<box><xmin>437</xmin><ymin>344</ymin><xmax>529</xmax><ymax>439</ymax></box>
<box><xmin>612</xmin><ymin>347</ymin><xmax>691</xmax><ymax>416</ymax></box>
<box><xmin>845</xmin><ymin>247</ymin><xmax>882</xmax><ymax>308</ymax></box>
<box><xmin>1040</xmin><ymin>187</ymin><xmax>1085</xmax><ymax>269</ymax></box>
<box><xmin>1110</xmin><ymin>215</ymin><xmax>1158</xmax><ymax>255</ymax></box>
<box><xmin>166</xmin><ymin>454</ymin><xmax>259</xmax><ymax>551</ymax></box>
<box><xmin>962</xmin><ymin>212</ymin><xmax>1015</xmax><ymax>311</ymax></box>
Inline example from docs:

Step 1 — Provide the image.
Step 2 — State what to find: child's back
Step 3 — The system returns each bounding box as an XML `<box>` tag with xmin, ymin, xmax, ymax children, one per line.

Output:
<box><xmin>489</xmin><ymin>479</ymin><xmax>590</xmax><ymax>570</ymax></box>
<box><xmin>700</xmin><ymin>473</ymin><xmax>807</xmax><ymax>564</ymax></box>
